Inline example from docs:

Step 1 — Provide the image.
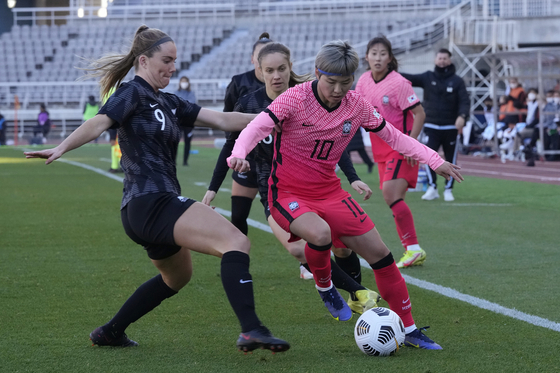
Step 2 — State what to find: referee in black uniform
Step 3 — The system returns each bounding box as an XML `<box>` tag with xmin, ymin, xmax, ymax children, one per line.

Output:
<box><xmin>24</xmin><ymin>25</ymin><xmax>289</xmax><ymax>353</ymax></box>
<box><xmin>401</xmin><ymin>48</ymin><xmax>469</xmax><ymax>202</ymax></box>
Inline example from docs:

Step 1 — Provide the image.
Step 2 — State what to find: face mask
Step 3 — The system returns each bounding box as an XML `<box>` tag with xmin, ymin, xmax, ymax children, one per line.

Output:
<box><xmin>180</xmin><ymin>82</ymin><xmax>189</xmax><ymax>90</ymax></box>
<box><xmin>547</xmin><ymin>97</ymin><xmax>554</xmax><ymax>103</ymax></box>
<box><xmin>554</xmin><ymin>97</ymin><xmax>560</xmax><ymax>105</ymax></box>
<box><xmin>528</xmin><ymin>92</ymin><xmax>537</xmax><ymax>101</ymax></box>
<box><xmin>509</xmin><ymin>83</ymin><xmax>518</xmax><ymax>89</ymax></box>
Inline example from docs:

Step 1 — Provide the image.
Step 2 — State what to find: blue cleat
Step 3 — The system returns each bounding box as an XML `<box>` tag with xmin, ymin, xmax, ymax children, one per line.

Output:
<box><xmin>236</xmin><ymin>325</ymin><xmax>290</xmax><ymax>353</ymax></box>
<box><xmin>404</xmin><ymin>326</ymin><xmax>442</xmax><ymax>350</ymax></box>
<box><xmin>317</xmin><ymin>286</ymin><xmax>352</xmax><ymax>321</ymax></box>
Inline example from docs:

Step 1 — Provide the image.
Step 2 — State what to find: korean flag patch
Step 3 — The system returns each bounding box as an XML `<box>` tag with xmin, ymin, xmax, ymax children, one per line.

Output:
<box><xmin>372</xmin><ymin>108</ymin><xmax>381</xmax><ymax>120</ymax></box>
<box><xmin>342</xmin><ymin>120</ymin><xmax>352</xmax><ymax>136</ymax></box>
<box><xmin>407</xmin><ymin>94</ymin><xmax>417</xmax><ymax>104</ymax></box>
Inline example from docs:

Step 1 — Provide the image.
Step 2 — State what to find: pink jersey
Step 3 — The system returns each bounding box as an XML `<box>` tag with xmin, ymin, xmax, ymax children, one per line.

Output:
<box><xmin>356</xmin><ymin>70</ymin><xmax>420</xmax><ymax>162</ymax></box>
<box><xmin>229</xmin><ymin>81</ymin><xmax>443</xmax><ymax>199</ymax></box>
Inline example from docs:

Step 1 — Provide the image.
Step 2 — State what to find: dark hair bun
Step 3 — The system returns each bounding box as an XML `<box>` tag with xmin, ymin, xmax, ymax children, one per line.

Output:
<box><xmin>258</xmin><ymin>32</ymin><xmax>270</xmax><ymax>40</ymax></box>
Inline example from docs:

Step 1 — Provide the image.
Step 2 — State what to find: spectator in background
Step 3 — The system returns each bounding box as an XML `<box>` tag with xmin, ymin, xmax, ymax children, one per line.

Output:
<box><xmin>525</xmin><ymin>90</ymin><xmax>560</xmax><ymax>166</ymax></box>
<box><xmin>33</xmin><ymin>103</ymin><xmax>51</xmax><ymax>143</ymax></box>
<box><xmin>519</xmin><ymin>88</ymin><xmax>539</xmax><ymax>144</ymax></box>
<box><xmin>497</xmin><ymin>121</ymin><xmax>517</xmax><ymax>163</ymax></box>
<box><xmin>503</xmin><ymin>78</ymin><xmax>527</xmax><ymax>125</ymax></box>
<box><xmin>83</xmin><ymin>95</ymin><xmax>100</xmax><ymax>143</ymax></box>
<box><xmin>345</xmin><ymin>128</ymin><xmax>374</xmax><ymax>173</ymax></box>
<box><xmin>0</xmin><ymin>111</ymin><xmax>5</xmax><ymax>146</ymax></box>
<box><xmin>401</xmin><ymin>48</ymin><xmax>469</xmax><ymax>202</ymax></box>
<box><xmin>175</xmin><ymin>76</ymin><xmax>197</xmax><ymax>166</ymax></box>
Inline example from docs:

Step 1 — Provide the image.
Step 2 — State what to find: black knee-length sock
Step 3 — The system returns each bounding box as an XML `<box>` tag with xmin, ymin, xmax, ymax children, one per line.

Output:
<box><xmin>231</xmin><ymin>196</ymin><xmax>253</xmax><ymax>235</ymax></box>
<box><xmin>335</xmin><ymin>251</ymin><xmax>362</xmax><ymax>284</ymax></box>
<box><xmin>221</xmin><ymin>251</ymin><xmax>261</xmax><ymax>333</ymax></box>
<box><xmin>303</xmin><ymin>259</ymin><xmax>365</xmax><ymax>293</ymax></box>
<box><xmin>104</xmin><ymin>274</ymin><xmax>177</xmax><ymax>338</ymax></box>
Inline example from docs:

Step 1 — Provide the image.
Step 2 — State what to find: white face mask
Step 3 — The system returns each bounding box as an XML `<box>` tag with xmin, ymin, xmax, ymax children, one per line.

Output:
<box><xmin>528</xmin><ymin>92</ymin><xmax>537</xmax><ymax>101</ymax></box>
<box><xmin>509</xmin><ymin>83</ymin><xmax>518</xmax><ymax>89</ymax></box>
<box><xmin>180</xmin><ymin>82</ymin><xmax>189</xmax><ymax>90</ymax></box>
<box><xmin>554</xmin><ymin>97</ymin><xmax>560</xmax><ymax>105</ymax></box>
<box><xmin>547</xmin><ymin>97</ymin><xmax>554</xmax><ymax>103</ymax></box>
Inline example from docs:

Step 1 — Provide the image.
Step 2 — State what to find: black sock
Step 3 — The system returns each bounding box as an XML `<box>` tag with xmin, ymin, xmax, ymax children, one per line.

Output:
<box><xmin>221</xmin><ymin>251</ymin><xmax>261</xmax><ymax>333</ymax></box>
<box><xmin>330</xmin><ymin>258</ymin><xmax>365</xmax><ymax>294</ymax></box>
<box><xmin>104</xmin><ymin>274</ymin><xmax>177</xmax><ymax>338</ymax></box>
<box><xmin>231</xmin><ymin>196</ymin><xmax>253</xmax><ymax>235</ymax></box>
<box><xmin>334</xmin><ymin>251</ymin><xmax>362</xmax><ymax>284</ymax></box>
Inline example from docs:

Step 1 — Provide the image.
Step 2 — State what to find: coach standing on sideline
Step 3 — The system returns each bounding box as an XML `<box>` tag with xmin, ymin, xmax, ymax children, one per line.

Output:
<box><xmin>401</xmin><ymin>48</ymin><xmax>469</xmax><ymax>202</ymax></box>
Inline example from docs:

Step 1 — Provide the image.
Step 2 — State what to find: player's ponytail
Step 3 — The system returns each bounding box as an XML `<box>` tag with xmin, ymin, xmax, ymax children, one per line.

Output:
<box><xmin>80</xmin><ymin>25</ymin><xmax>173</xmax><ymax>99</ymax></box>
<box><xmin>257</xmin><ymin>42</ymin><xmax>312</xmax><ymax>87</ymax></box>
<box><xmin>252</xmin><ymin>32</ymin><xmax>273</xmax><ymax>54</ymax></box>
<box><xmin>315</xmin><ymin>40</ymin><xmax>359</xmax><ymax>77</ymax></box>
<box><xmin>365</xmin><ymin>35</ymin><xmax>399</xmax><ymax>72</ymax></box>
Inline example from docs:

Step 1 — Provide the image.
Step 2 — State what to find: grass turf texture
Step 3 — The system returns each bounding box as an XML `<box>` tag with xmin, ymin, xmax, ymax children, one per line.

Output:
<box><xmin>1</xmin><ymin>144</ymin><xmax>559</xmax><ymax>373</ymax></box>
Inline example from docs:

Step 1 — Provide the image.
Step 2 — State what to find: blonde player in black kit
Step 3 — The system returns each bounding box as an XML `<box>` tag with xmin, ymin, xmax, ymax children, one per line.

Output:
<box><xmin>24</xmin><ymin>26</ymin><xmax>289</xmax><ymax>354</ymax></box>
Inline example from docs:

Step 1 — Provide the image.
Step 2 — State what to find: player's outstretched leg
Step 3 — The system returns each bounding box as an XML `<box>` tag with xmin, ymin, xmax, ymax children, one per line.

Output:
<box><xmin>221</xmin><ymin>251</ymin><xmax>290</xmax><ymax>353</ymax></box>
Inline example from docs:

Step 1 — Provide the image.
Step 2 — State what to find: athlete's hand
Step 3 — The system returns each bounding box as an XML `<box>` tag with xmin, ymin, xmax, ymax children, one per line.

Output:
<box><xmin>351</xmin><ymin>180</ymin><xmax>373</xmax><ymax>201</ymax></box>
<box><xmin>24</xmin><ymin>147</ymin><xmax>63</xmax><ymax>165</ymax></box>
<box><xmin>202</xmin><ymin>190</ymin><xmax>216</xmax><ymax>206</ymax></box>
<box><xmin>403</xmin><ymin>155</ymin><xmax>418</xmax><ymax>167</ymax></box>
<box><xmin>228</xmin><ymin>157</ymin><xmax>250</xmax><ymax>173</ymax></box>
<box><xmin>434</xmin><ymin>161</ymin><xmax>463</xmax><ymax>182</ymax></box>
<box><xmin>455</xmin><ymin>116</ymin><xmax>466</xmax><ymax>134</ymax></box>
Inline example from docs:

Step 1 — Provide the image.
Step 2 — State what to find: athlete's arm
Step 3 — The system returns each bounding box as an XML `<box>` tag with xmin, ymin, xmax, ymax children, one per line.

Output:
<box><xmin>24</xmin><ymin>114</ymin><xmax>114</xmax><ymax>164</ymax></box>
<box><xmin>227</xmin><ymin>111</ymin><xmax>276</xmax><ymax>172</ymax></box>
<box><xmin>400</xmin><ymin>72</ymin><xmax>426</xmax><ymax>88</ymax></box>
<box><xmin>372</xmin><ymin>121</ymin><xmax>463</xmax><ymax>182</ymax></box>
<box><xmin>338</xmin><ymin>150</ymin><xmax>360</xmax><ymax>184</ymax></box>
<box><xmin>404</xmin><ymin>104</ymin><xmax>426</xmax><ymax>166</ymax></box>
<box><xmin>194</xmin><ymin>108</ymin><xmax>257</xmax><ymax>132</ymax></box>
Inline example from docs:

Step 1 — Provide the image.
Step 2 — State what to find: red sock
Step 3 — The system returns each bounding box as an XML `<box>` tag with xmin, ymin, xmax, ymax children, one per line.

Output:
<box><xmin>373</xmin><ymin>262</ymin><xmax>414</xmax><ymax>328</ymax></box>
<box><xmin>304</xmin><ymin>242</ymin><xmax>332</xmax><ymax>288</ymax></box>
<box><xmin>390</xmin><ymin>199</ymin><xmax>418</xmax><ymax>248</ymax></box>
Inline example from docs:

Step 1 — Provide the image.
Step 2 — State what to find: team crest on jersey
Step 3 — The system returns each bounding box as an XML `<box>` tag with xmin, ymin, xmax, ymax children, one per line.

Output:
<box><xmin>288</xmin><ymin>201</ymin><xmax>300</xmax><ymax>211</ymax></box>
<box><xmin>407</xmin><ymin>94</ymin><xmax>417</xmax><ymax>103</ymax></box>
<box><xmin>342</xmin><ymin>120</ymin><xmax>352</xmax><ymax>136</ymax></box>
<box><xmin>382</xmin><ymin>95</ymin><xmax>389</xmax><ymax>105</ymax></box>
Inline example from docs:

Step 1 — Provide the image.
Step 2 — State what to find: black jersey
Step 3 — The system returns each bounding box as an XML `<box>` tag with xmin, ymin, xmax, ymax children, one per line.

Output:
<box><xmin>223</xmin><ymin>69</ymin><xmax>264</xmax><ymax>113</ymax></box>
<box><xmin>99</xmin><ymin>76</ymin><xmax>201</xmax><ymax>208</ymax></box>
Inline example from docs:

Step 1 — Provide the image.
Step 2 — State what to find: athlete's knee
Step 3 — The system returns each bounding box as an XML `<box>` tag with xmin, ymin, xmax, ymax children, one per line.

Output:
<box><xmin>332</xmin><ymin>246</ymin><xmax>352</xmax><ymax>258</ymax></box>
<box><xmin>285</xmin><ymin>241</ymin><xmax>306</xmax><ymax>262</ymax></box>
<box><xmin>304</xmin><ymin>226</ymin><xmax>332</xmax><ymax>247</ymax></box>
<box><xmin>224</xmin><ymin>231</ymin><xmax>251</xmax><ymax>255</ymax></box>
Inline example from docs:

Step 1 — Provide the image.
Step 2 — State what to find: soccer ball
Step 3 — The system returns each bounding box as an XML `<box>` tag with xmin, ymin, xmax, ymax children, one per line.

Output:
<box><xmin>354</xmin><ymin>307</ymin><xmax>405</xmax><ymax>356</ymax></box>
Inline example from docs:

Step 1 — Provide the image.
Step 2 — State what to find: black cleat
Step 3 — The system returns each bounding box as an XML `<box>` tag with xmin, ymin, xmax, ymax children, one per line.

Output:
<box><xmin>90</xmin><ymin>326</ymin><xmax>138</xmax><ymax>347</ymax></box>
<box><xmin>236</xmin><ymin>326</ymin><xmax>290</xmax><ymax>353</ymax></box>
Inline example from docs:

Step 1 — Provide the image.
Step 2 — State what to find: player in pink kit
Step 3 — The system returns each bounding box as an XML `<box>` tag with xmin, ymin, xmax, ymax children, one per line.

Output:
<box><xmin>356</xmin><ymin>35</ymin><xmax>428</xmax><ymax>269</ymax></box>
<box><xmin>228</xmin><ymin>41</ymin><xmax>463</xmax><ymax>349</ymax></box>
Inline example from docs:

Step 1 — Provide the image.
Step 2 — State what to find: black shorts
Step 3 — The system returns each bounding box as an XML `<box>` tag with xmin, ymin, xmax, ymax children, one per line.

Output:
<box><xmin>108</xmin><ymin>129</ymin><xmax>118</xmax><ymax>141</ymax></box>
<box><xmin>121</xmin><ymin>192</ymin><xmax>196</xmax><ymax>260</ymax></box>
<box><xmin>232</xmin><ymin>158</ymin><xmax>258</xmax><ymax>188</ymax></box>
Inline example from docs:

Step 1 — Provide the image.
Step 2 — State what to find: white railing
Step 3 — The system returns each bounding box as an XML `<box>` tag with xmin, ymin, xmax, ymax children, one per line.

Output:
<box><xmin>451</xmin><ymin>16</ymin><xmax>519</xmax><ymax>51</ymax></box>
<box><xmin>12</xmin><ymin>4</ymin><xmax>235</xmax><ymax>25</ymax></box>
<box><xmin>497</xmin><ymin>0</ymin><xmax>552</xmax><ymax>17</ymax></box>
<box><xmin>259</xmin><ymin>0</ymin><xmax>459</xmax><ymax>18</ymax></box>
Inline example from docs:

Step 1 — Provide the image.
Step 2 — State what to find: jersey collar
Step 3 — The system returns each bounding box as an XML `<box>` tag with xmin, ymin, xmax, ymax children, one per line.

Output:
<box><xmin>133</xmin><ymin>75</ymin><xmax>159</xmax><ymax>94</ymax></box>
<box><xmin>312</xmin><ymin>80</ymin><xmax>341</xmax><ymax>113</ymax></box>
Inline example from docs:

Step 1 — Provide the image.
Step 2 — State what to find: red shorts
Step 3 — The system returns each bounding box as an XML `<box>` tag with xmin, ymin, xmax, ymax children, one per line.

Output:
<box><xmin>377</xmin><ymin>154</ymin><xmax>419</xmax><ymax>190</ymax></box>
<box><xmin>270</xmin><ymin>189</ymin><xmax>375</xmax><ymax>248</ymax></box>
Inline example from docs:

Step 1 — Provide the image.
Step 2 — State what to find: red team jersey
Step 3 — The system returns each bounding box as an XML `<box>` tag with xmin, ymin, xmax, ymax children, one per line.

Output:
<box><xmin>263</xmin><ymin>81</ymin><xmax>386</xmax><ymax>199</ymax></box>
<box><xmin>355</xmin><ymin>70</ymin><xmax>420</xmax><ymax>162</ymax></box>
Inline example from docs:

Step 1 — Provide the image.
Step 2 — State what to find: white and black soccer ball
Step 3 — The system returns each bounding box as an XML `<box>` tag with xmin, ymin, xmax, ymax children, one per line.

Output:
<box><xmin>354</xmin><ymin>307</ymin><xmax>405</xmax><ymax>356</ymax></box>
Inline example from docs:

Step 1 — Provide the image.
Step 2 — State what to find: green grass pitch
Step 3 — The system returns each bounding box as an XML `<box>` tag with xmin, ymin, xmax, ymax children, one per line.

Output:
<box><xmin>1</xmin><ymin>144</ymin><xmax>559</xmax><ymax>373</ymax></box>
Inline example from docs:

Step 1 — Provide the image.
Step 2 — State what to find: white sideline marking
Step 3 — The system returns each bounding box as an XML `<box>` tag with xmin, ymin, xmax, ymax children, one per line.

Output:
<box><xmin>446</xmin><ymin>203</ymin><xmax>513</xmax><ymax>207</ymax></box>
<box><xmin>44</xmin><ymin>157</ymin><xmax>560</xmax><ymax>333</ymax></box>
